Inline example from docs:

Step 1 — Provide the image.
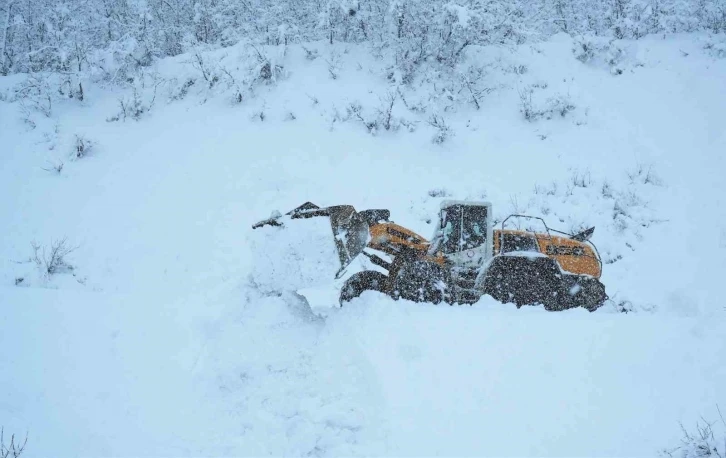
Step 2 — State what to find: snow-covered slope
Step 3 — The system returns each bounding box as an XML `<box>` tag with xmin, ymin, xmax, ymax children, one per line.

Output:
<box><xmin>1</xmin><ymin>33</ymin><xmax>725</xmax><ymax>456</ymax></box>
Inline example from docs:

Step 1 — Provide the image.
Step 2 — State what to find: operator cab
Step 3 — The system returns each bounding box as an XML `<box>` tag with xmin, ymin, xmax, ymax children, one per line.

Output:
<box><xmin>429</xmin><ymin>201</ymin><xmax>493</xmax><ymax>268</ymax></box>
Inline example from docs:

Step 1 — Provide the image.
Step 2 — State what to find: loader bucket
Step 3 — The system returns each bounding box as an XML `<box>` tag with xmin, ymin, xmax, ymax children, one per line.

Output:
<box><xmin>252</xmin><ymin>202</ymin><xmax>371</xmax><ymax>277</ymax></box>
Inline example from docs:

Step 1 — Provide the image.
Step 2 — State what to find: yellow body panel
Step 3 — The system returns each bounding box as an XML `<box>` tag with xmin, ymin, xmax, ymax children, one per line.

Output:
<box><xmin>493</xmin><ymin>230</ymin><xmax>601</xmax><ymax>278</ymax></box>
<box><xmin>368</xmin><ymin>223</ymin><xmax>601</xmax><ymax>279</ymax></box>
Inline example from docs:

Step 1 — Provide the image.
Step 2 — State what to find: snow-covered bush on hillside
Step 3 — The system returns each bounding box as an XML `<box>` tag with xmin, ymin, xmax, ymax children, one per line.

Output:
<box><xmin>72</xmin><ymin>134</ymin><xmax>95</xmax><ymax>159</ymax></box>
<box><xmin>13</xmin><ymin>73</ymin><xmax>55</xmax><ymax>117</ymax></box>
<box><xmin>662</xmin><ymin>416</ymin><xmax>726</xmax><ymax>458</ymax></box>
<box><xmin>2</xmin><ymin>0</ymin><xmax>724</xmax><ymax>81</ymax></box>
<box><xmin>572</xmin><ymin>35</ymin><xmax>634</xmax><ymax>75</ymax></box>
<box><xmin>704</xmin><ymin>36</ymin><xmax>726</xmax><ymax>59</ymax></box>
<box><xmin>13</xmin><ymin>238</ymin><xmax>88</xmax><ymax>288</ymax></box>
<box><xmin>31</xmin><ymin>238</ymin><xmax>77</xmax><ymax>277</ymax></box>
<box><xmin>428</xmin><ymin>114</ymin><xmax>453</xmax><ymax>144</ymax></box>
<box><xmin>107</xmin><ymin>77</ymin><xmax>162</xmax><ymax>122</ymax></box>
<box><xmin>0</xmin><ymin>428</ymin><xmax>28</xmax><ymax>458</ymax></box>
<box><xmin>344</xmin><ymin>92</ymin><xmax>409</xmax><ymax>135</ymax></box>
<box><xmin>519</xmin><ymin>86</ymin><xmax>576</xmax><ymax>122</ymax></box>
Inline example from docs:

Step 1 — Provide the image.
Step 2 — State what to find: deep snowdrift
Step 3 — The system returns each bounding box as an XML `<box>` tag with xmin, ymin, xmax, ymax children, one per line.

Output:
<box><xmin>1</xmin><ymin>33</ymin><xmax>725</xmax><ymax>456</ymax></box>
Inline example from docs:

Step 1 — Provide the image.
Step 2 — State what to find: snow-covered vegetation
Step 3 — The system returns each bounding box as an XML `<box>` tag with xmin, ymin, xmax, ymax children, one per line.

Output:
<box><xmin>1</xmin><ymin>0</ymin><xmax>726</xmax><ymax>455</ymax></box>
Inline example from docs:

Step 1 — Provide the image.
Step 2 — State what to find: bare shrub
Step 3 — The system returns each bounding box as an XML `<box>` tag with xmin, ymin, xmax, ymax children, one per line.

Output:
<box><xmin>519</xmin><ymin>87</ymin><xmax>575</xmax><ymax>122</ymax></box>
<box><xmin>188</xmin><ymin>51</ymin><xmax>219</xmax><ymax>88</ymax></box>
<box><xmin>73</xmin><ymin>135</ymin><xmax>94</xmax><ymax>159</ymax></box>
<box><xmin>518</xmin><ymin>87</ymin><xmax>536</xmax><ymax>121</ymax></box>
<box><xmin>1</xmin><ymin>428</ymin><xmax>28</xmax><ymax>458</ymax></box>
<box><xmin>219</xmin><ymin>68</ymin><xmax>245</xmax><ymax>104</ymax></box>
<box><xmin>428</xmin><ymin>188</ymin><xmax>450</xmax><ymax>198</ymax></box>
<box><xmin>346</xmin><ymin>102</ymin><xmax>378</xmax><ymax>134</ymax></box>
<box><xmin>601</xmin><ymin>181</ymin><xmax>614</xmax><ymax>198</ymax></box>
<box><xmin>301</xmin><ymin>45</ymin><xmax>319</xmax><ymax>61</ymax></box>
<box><xmin>31</xmin><ymin>238</ymin><xmax>78</xmax><ymax>276</ymax></box>
<box><xmin>15</xmin><ymin>74</ymin><xmax>53</xmax><ymax>117</ymax></box>
<box><xmin>571</xmin><ymin>169</ymin><xmax>592</xmax><ymax>188</ymax></box>
<box><xmin>628</xmin><ymin>163</ymin><xmax>663</xmax><ymax>185</ymax></box>
<box><xmin>662</xmin><ymin>411</ymin><xmax>726</xmax><ymax>458</ymax></box>
<box><xmin>460</xmin><ymin>66</ymin><xmax>492</xmax><ymax>110</ymax></box>
<box><xmin>169</xmin><ymin>78</ymin><xmax>196</xmax><ymax>102</ymax></box>
<box><xmin>325</xmin><ymin>50</ymin><xmax>342</xmax><ymax>80</ymax></box>
<box><xmin>252</xmin><ymin>46</ymin><xmax>284</xmax><ymax>84</ymax></box>
<box><xmin>428</xmin><ymin>115</ymin><xmax>452</xmax><ymax>144</ymax></box>
<box><xmin>547</xmin><ymin>95</ymin><xmax>576</xmax><ymax>118</ymax></box>
<box><xmin>376</xmin><ymin>91</ymin><xmax>398</xmax><ymax>131</ymax></box>
<box><xmin>41</xmin><ymin>160</ymin><xmax>64</xmax><ymax>174</ymax></box>
<box><xmin>108</xmin><ymin>84</ymin><xmax>158</xmax><ymax>122</ymax></box>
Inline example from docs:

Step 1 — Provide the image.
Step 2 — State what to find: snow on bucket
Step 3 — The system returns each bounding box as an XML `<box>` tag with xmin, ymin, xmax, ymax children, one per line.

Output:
<box><xmin>248</xmin><ymin>215</ymin><xmax>341</xmax><ymax>294</ymax></box>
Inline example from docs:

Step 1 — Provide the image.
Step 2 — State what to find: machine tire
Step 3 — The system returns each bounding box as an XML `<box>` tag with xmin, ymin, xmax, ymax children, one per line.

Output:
<box><xmin>393</xmin><ymin>261</ymin><xmax>451</xmax><ymax>305</ymax></box>
<box><xmin>339</xmin><ymin>271</ymin><xmax>388</xmax><ymax>305</ymax></box>
<box><xmin>562</xmin><ymin>275</ymin><xmax>608</xmax><ymax>312</ymax></box>
<box><xmin>480</xmin><ymin>255</ymin><xmax>565</xmax><ymax>310</ymax></box>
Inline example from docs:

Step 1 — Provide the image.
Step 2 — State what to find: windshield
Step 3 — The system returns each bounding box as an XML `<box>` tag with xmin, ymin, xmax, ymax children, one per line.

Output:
<box><xmin>439</xmin><ymin>205</ymin><xmax>488</xmax><ymax>254</ymax></box>
<box><xmin>461</xmin><ymin>205</ymin><xmax>488</xmax><ymax>250</ymax></box>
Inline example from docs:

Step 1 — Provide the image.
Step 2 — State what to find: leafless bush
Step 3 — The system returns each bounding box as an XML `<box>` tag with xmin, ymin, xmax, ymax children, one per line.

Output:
<box><xmin>704</xmin><ymin>39</ymin><xmax>726</xmax><ymax>59</ymax></box>
<box><xmin>573</xmin><ymin>36</ymin><xmax>602</xmax><ymax>63</ymax></box>
<box><xmin>301</xmin><ymin>45</ymin><xmax>319</xmax><ymax>61</ymax></box>
<box><xmin>518</xmin><ymin>87</ymin><xmax>536</xmax><ymax>121</ymax></box>
<box><xmin>41</xmin><ymin>160</ymin><xmax>64</xmax><ymax>174</ymax></box>
<box><xmin>519</xmin><ymin>88</ymin><xmax>575</xmax><ymax>122</ymax></box>
<box><xmin>252</xmin><ymin>46</ymin><xmax>284</xmax><ymax>84</ymax></box>
<box><xmin>169</xmin><ymin>78</ymin><xmax>196</xmax><ymax>102</ymax></box>
<box><xmin>571</xmin><ymin>169</ymin><xmax>592</xmax><ymax>188</ymax></box>
<box><xmin>325</xmin><ymin>51</ymin><xmax>342</xmax><ymax>80</ymax></box>
<box><xmin>662</xmin><ymin>410</ymin><xmax>726</xmax><ymax>458</ymax></box>
<box><xmin>251</xmin><ymin>104</ymin><xmax>266</xmax><ymax>122</ymax></box>
<box><xmin>219</xmin><ymin>68</ymin><xmax>245</xmax><ymax>104</ymax></box>
<box><xmin>460</xmin><ymin>66</ymin><xmax>492</xmax><ymax>110</ymax></box>
<box><xmin>108</xmin><ymin>84</ymin><xmax>158</xmax><ymax>122</ymax></box>
<box><xmin>396</xmin><ymin>87</ymin><xmax>427</xmax><ymax>114</ymax></box>
<box><xmin>547</xmin><ymin>95</ymin><xmax>576</xmax><ymax>118</ymax></box>
<box><xmin>428</xmin><ymin>115</ymin><xmax>452</xmax><ymax>144</ymax></box>
<box><xmin>601</xmin><ymin>181</ymin><xmax>614</xmax><ymax>198</ymax></box>
<box><xmin>346</xmin><ymin>102</ymin><xmax>378</xmax><ymax>134</ymax></box>
<box><xmin>376</xmin><ymin>91</ymin><xmax>398</xmax><ymax>131</ymax></box>
<box><xmin>1</xmin><ymin>428</ymin><xmax>27</xmax><ymax>458</ymax></box>
<box><xmin>31</xmin><ymin>238</ymin><xmax>78</xmax><ymax>276</ymax></box>
<box><xmin>188</xmin><ymin>51</ymin><xmax>219</xmax><ymax>88</ymax></box>
<box><xmin>627</xmin><ymin>163</ymin><xmax>663</xmax><ymax>185</ymax></box>
<box><xmin>345</xmin><ymin>94</ymin><xmax>403</xmax><ymax>135</ymax></box>
<box><xmin>73</xmin><ymin>134</ymin><xmax>94</xmax><ymax>159</ymax></box>
<box><xmin>428</xmin><ymin>188</ymin><xmax>451</xmax><ymax>198</ymax></box>
<box><xmin>15</xmin><ymin>74</ymin><xmax>53</xmax><ymax>117</ymax></box>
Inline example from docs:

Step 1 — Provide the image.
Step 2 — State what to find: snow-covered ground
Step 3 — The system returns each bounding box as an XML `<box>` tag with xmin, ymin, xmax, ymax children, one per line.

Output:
<box><xmin>1</xmin><ymin>33</ymin><xmax>726</xmax><ymax>456</ymax></box>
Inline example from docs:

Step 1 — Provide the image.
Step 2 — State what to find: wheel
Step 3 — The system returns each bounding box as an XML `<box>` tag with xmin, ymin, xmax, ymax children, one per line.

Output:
<box><xmin>393</xmin><ymin>261</ymin><xmax>451</xmax><ymax>304</ymax></box>
<box><xmin>562</xmin><ymin>276</ymin><xmax>608</xmax><ymax>312</ymax></box>
<box><xmin>480</xmin><ymin>255</ymin><xmax>564</xmax><ymax>310</ymax></box>
<box><xmin>339</xmin><ymin>271</ymin><xmax>388</xmax><ymax>306</ymax></box>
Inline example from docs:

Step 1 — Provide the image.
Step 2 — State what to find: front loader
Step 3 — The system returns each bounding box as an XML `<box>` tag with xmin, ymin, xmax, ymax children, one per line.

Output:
<box><xmin>252</xmin><ymin>200</ymin><xmax>607</xmax><ymax>311</ymax></box>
